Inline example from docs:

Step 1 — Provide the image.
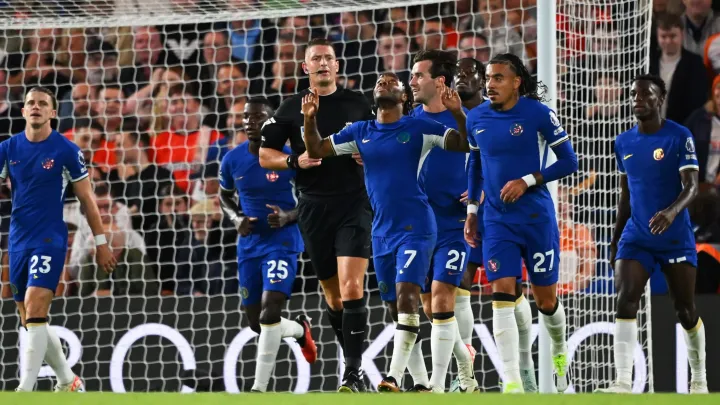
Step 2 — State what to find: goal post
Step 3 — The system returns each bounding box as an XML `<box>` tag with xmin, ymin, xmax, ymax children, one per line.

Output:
<box><xmin>0</xmin><ymin>0</ymin><xmax>657</xmax><ymax>394</ymax></box>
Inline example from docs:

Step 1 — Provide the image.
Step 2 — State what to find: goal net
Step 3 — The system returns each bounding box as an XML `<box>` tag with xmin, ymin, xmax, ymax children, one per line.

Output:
<box><xmin>0</xmin><ymin>0</ymin><xmax>654</xmax><ymax>394</ymax></box>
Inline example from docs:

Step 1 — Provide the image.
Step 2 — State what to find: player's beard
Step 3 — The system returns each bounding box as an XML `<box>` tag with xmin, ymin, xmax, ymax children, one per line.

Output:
<box><xmin>374</xmin><ymin>94</ymin><xmax>400</xmax><ymax>108</ymax></box>
<box><xmin>457</xmin><ymin>89</ymin><xmax>475</xmax><ymax>102</ymax></box>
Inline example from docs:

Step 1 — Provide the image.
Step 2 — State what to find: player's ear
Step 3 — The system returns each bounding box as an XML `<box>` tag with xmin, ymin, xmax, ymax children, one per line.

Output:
<box><xmin>513</xmin><ymin>76</ymin><xmax>521</xmax><ymax>91</ymax></box>
<box><xmin>50</xmin><ymin>109</ymin><xmax>57</xmax><ymax>119</ymax></box>
<box><xmin>301</xmin><ymin>61</ymin><xmax>309</xmax><ymax>75</ymax></box>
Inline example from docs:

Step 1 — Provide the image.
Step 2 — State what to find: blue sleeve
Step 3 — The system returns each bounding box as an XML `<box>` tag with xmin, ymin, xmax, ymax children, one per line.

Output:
<box><xmin>678</xmin><ymin>129</ymin><xmax>700</xmax><ymax>172</ymax></box>
<box><xmin>329</xmin><ymin>122</ymin><xmax>360</xmax><ymax>155</ymax></box>
<box><xmin>219</xmin><ymin>154</ymin><xmax>234</xmax><ymax>191</ymax></box>
<box><xmin>615</xmin><ymin>139</ymin><xmax>626</xmax><ymax>174</ymax></box>
<box><xmin>65</xmin><ymin>143</ymin><xmax>89</xmax><ymax>182</ymax></box>
<box><xmin>467</xmin><ymin>149</ymin><xmax>483</xmax><ymax>202</ymax></box>
<box><xmin>539</xmin><ymin>141</ymin><xmax>578</xmax><ymax>184</ymax></box>
<box><xmin>538</xmin><ymin>104</ymin><xmax>569</xmax><ymax>147</ymax></box>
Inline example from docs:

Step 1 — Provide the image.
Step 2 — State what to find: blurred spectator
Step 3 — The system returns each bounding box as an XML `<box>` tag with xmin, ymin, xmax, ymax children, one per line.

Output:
<box><xmin>416</xmin><ymin>17</ymin><xmax>445</xmax><ymax>50</ymax></box>
<box><xmin>58</xmin><ymin>83</ymin><xmax>93</xmax><ymax>133</ymax></box>
<box><xmin>228</xmin><ymin>19</ymin><xmax>262</xmax><ymax>64</ymax></box>
<box><xmin>181</xmin><ymin>199</ymin><xmax>237</xmax><ymax>296</ymax></box>
<box><xmin>557</xmin><ymin>185</ymin><xmax>596</xmax><ymax>294</ymax></box>
<box><xmin>265</xmin><ymin>39</ymin><xmax>308</xmax><ymax>108</ymax></box>
<box><xmin>650</xmin><ymin>12</ymin><xmax>708</xmax><ymax>124</ymax></box>
<box><xmin>685</xmin><ymin>75</ymin><xmax>720</xmax><ymax>184</ymax></box>
<box><xmin>690</xmin><ymin>183</ymin><xmax>720</xmax><ymax>242</ymax></box>
<box><xmin>152</xmin><ymin>84</ymin><xmax>222</xmax><ymax>192</ymax></box>
<box><xmin>458</xmin><ymin>32</ymin><xmax>491</xmax><ymax>65</ymax></box>
<box><xmin>377</xmin><ymin>28</ymin><xmax>412</xmax><ymax>84</ymax></box>
<box><xmin>78</xmin><ymin>226</ymin><xmax>158</xmax><ymax>297</ymax></box>
<box><xmin>0</xmin><ymin>67</ymin><xmax>24</xmax><ymax>141</ymax></box>
<box><xmin>474</xmin><ymin>0</ymin><xmax>528</xmax><ymax>68</ymax></box>
<box><xmin>158</xmin><ymin>19</ymin><xmax>212</xmax><ymax>85</ymax></box>
<box><xmin>65</xmin><ymin>121</ymin><xmax>103</xmax><ymax>167</ymax></box>
<box><xmin>93</xmin><ymin>84</ymin><xmax>126</xmax><ymax>167</ymax></box>
<box><xmin>278</xmin><ymin>16</ymin><xmax>312</xmax><ymax>44</ymax></box>
<box><xmin>68</xmin><ymin>183</ymin><xmax>146</xmax><ymax>280</ymax></box>
<box><xmin>334</xmin><ymin>11</ymin><xmax>379</xmax><ymax>92</ymax></box>
<box><xmin>3</xmin><ymin>27</ymin><xmax>72</xmax><ymax>103</ymax></box>
<box><xmin>110</xmin><ymin>131</ymin><xmax>174</xmax><ymax>232</ymax></box>
<box><xmin>120</xmin><ymin>26</ymin><xmax>164</xmax><ymax>117</ymax></box>
<box><xmin>208</xmin><ymin>64</ymin><xmax>249</xmax><ymax>131</ymax></box>
<box><xmin>85</xmin><ymin>38</ymin><xmax>121</xmax><ymax>86</ymax></box>
<box><xmin>387</xmin><ymin>7</ymin><xmax>411</xmax><ymax>35</ymax></box>
<box><xmin>683</xmin><ymin>0</ymin><xmax>720</xmax><ymax>56</ymax></box>
<box><xmin>151</xmin><ymin>185</ymin><xmax>192</xmax><ymax>295</ymax></box>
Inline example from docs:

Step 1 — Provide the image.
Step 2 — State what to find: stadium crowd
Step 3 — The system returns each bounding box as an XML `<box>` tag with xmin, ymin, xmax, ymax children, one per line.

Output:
<box><xmin>0</xmin><ymin>0</ymin><xmax>720</xmax><ymax>298</ymax></box>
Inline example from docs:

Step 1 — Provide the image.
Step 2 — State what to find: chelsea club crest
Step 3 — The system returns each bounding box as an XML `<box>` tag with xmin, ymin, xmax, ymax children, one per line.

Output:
<box><xmin>510</xmin><ymin>123</ymin><xmax>524</xmax><ymax>136</ymax></box>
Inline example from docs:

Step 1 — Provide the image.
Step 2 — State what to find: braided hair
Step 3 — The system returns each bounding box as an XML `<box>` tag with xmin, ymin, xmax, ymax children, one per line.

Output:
<box><xmin>488</xmin><ymin>53</ymin><xmax>548</xmax><ymax>103</ymax></box>
<box><xmin>373</xmin><ymin>72</ymin><xmax>414</xmax><ymax>116</ymax></box>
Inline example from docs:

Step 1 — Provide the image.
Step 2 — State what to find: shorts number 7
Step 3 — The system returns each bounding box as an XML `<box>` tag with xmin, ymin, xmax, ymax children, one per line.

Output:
<box><xmin>403</xmin><ymin>250</ymin><xmax>417</xmax><ymax>269</ymax></box>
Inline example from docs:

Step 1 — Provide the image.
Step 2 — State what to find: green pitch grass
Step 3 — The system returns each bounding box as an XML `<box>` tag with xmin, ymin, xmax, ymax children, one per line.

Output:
<box><xmin>0</xmin><ymin>392</ymin><xmax>718</xmax><ymax>405</ymax></box>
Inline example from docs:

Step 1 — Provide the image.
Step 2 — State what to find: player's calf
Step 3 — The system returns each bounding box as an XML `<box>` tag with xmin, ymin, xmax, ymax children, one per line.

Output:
<box><xmin>379</xmin><ymin>282</ymin><xmax>421</xmax><ymax>393</ymax></box>
<box><xmin>532</xmin><ymin>285</ymin><xmax>568</xmax><ymax>392</ymax></box>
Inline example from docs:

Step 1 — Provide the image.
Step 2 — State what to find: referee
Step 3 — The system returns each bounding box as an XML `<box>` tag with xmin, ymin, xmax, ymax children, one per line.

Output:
<box><xmin>259</xmin><ymin>38</ymin><xmax>373</xmax><ymax>393</ymax></box>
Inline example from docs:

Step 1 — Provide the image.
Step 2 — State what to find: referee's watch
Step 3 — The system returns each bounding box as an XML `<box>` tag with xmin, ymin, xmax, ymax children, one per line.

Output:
<box><xmin>286</xmin><ymin>154</ymin><xmax>300</xmax><ymax>170</ymax></box>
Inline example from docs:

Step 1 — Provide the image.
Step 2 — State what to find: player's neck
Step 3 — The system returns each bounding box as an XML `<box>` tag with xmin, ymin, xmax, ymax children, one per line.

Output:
<box><xmin>25</xmin><ymin>125</ymin><xmax>53</xmax><ymax>142</ymax></box>
<box><xmin>462</xmin><ymin>94</ymin><xmax>484</xmax><ymax>110</ymax></box>
<box><xmin>376</xmin><ymin>107</ymin><xmax>403</xmax><ymax>124</ymax></box>
<box><xmin>248</xmin><ymin>140</ymin><xmax>261</xmax><ymax>156</ymax></box>
<box><xmin>498</xmin><ymin>95</ymin><xmax>520</xmax><ymax>111</ymax></box>
<box><xmin>423</xmin><ymin>98</ymin><xmax>446</xmax><ymax>113</ymax></box>
<box><xmin>638</xmin><ymin>115</ymin><xmax>663</xmax><ymax>134</ymax></box>
<box><xmin>314</xmin><ymin>83</ymin><xmax>337</xmax><ymax>97</ymax></box>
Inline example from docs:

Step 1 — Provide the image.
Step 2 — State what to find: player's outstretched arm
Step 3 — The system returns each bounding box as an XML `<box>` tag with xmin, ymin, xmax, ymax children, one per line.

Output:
<box><xmin>441</xmin><ymin>86</ymin><xmax>470</xmax><ymax>152</ymax></box>
<box><xmin>610</xmin><ymin>175</ymin><xmax>631</xmax><ymax>267</ymax></box>
<box><xmin>73</xmin><ymin>178</ymin><xmax>117</xmax><ymax>273</ymax></box>
<box><xmin>302</xmin><ymin>90</ymin><xmax>336</xmax><ymax>158</ymax></box>
<box><xmin>649</xmin><ymin>169</ymin><xmax>699</xmax><ymax>235</ymax></box>
<box><xmin>219</xmin><ymin>188</ymin><xmax>256</xmax><ymax>237</ymax></box>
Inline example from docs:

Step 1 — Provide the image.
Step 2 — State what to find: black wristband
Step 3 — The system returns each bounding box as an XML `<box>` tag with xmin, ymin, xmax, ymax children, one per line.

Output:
<box><xmin>286</xmin><ymin>154</ymin><xmax>300</xmax><ymax>170</ymax></box>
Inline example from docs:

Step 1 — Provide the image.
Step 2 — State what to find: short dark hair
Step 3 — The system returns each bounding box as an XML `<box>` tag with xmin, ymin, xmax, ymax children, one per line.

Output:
<box><xmin>306</xmin><ymin>37</ymin><xmax>333</xmax><ymax>51</ymax></box>
<box><xmin>413</xmin><ymin>49</ymin><xmax>457</xmax><ymax>85</ymax></box>
<box><xmin>378</xmin><ymin>72</ymin><xmax>414</xmax><ymax>115</ymax></box>
<box><xmin>167</xmin><ymin>83</ymin><xmax>199</xmax><ymax>101</ymax></box>
<box><xmin>634</xmin><ymin>73</ymin><xmax>668</xmax><ymax>97</ymax></box>
<box><xmin>458</xmin><ymin>57</ymin><xmax>486</xmax><ymax>80</ymax></box>
<box><xmin>656</xmin><ymin>12</ymin><xmax>683</xmax><ymax>31</ymax></box>
<box><xmin>125</xmin><ymin>131</ymin><xmax>151</xmax><ymax>148</ymax></box>
<box><xmin>247</xmin><ymin>97</ymin><xmax>275</xmax><ymax>112</ymax></box>
<box><xmin>97</xmin><ymin>84</ymin><xmax>123</xmax><ymax>97</ymax></box>
<box><xmin>26</xmin><ymin>86</ymin><xmax>57</xmax><ymax>109</ymax></box>
<box><xmin>93</xmin><ymin>183</ymin><xmax>110</xmax><ymax>197</ymax></box>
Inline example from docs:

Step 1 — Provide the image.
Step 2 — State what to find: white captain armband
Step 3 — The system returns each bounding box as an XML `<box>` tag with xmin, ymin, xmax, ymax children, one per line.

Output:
<box><xmin>467</xmin><ymin>204</ymin><xmax>479</xmax><ymax>215</ymax></box>
<box><xmin>521</xmin><ymin>174</ymin><xmax>537</xmax><ymax>187</ymax></box>
<box><xmin>95</xmin><ymin>234</ymin><xmax>108</xmax><ymax>246</ymax></box>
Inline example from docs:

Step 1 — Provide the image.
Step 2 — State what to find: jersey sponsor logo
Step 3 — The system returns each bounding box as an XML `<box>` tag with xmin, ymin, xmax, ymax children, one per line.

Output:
<box><xmin>553</xmin><ymin>127</ymin><xmax>564</xmax><ymax>136</ymax></box>
<box><xmin>487</xmin><ymin>258</ymin><xmax>500</xmax><ymax>272</ymax></box>
<box><xmin>266</xmin><ymin>171</ymin><xmax>279</xmax><ymax>182</ymax></box>
<box><xmin>41</xmin><ymin>158</ymin><xmax>55</xmax><ymax>170</ymax></box>
<box><xmin>549</xmin><ymin>111</ymin><xmax>561</xmax><ymax>127</ymax></box>
<box><xmin>623</xmin><ymin>154</ymin><xmax>633</xmax><ymax>160</ymax></box>
<box><xmin>686</xmin><ymin>154</ymin><xmax>697</xmax><ymax>160</ymax></box>
<box><xmin>686</xmin><ymin>138</ymin><xmax>696</xmax><ymax>153</ymax></box>
<box><xmin>653</xmin><ymin>148</ymin><xmax>665</xmax><ymax>161</ymax></box>
<box><xmin>396</xmin><ymin>132</ymin><xmax>410</xmax><ymax>144</ymax></box>
<box><xmin>510</xmin><ymin>123</ymin><xmax>523</xmax><ymax>136</ymax></box>
<box><xmin>240</xmin><ymin>287</ymin><xmax>249</xmax><ymax>299</ymax></box>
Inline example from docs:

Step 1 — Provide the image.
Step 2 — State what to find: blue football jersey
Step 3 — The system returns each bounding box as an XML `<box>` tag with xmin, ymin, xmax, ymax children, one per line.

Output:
<box><xmin>467</xmin><ymin>97</ymin><xmax>568</xmax><ymax>224</ymax></box>
<box><xmin>615</xmin><ymin>120</ymin><xmax>698</xmax><ymax>250</ymax></box>
<box><xmin>0</xmin><ymin>130</ymin><xmax>88</xmax><ymax>252</ymax></box>
<box><xmin>330</xmin><ymin>115</ymin><xmax>454</xmax><ymax>237</ymax></box>
<box><xmin>219</xmin><ymin>142</ymin><xmax>303</xmax><ymax>257</ymax></box>
<box><xmin>414</xmin><ymin>105</ymin><xmax>469</xmax><ymax>234</ymax></box>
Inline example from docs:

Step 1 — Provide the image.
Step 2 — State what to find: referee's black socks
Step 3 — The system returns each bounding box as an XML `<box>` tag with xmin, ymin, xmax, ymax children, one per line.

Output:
<box><xmin>326</xmin><ymin>306</ymin><xmax>345</xmax><ymax>350</ymax></box>
<box><xmin>342</xmin><ymin>298</ymin><xmax>367</xmax><ymax>371</ymax></box>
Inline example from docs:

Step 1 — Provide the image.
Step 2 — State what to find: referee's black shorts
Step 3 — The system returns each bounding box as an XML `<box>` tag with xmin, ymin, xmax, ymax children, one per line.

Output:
<box><xmin>297</xmin><ymin>193</ymin><xmax>372</xmax><ymax>281</ymax></box>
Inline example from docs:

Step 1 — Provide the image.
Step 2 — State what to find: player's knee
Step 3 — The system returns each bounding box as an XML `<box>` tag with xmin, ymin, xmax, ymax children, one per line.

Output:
<box><xmin>615</xmin><ymin>294</ymin><xmax>640</xmax><ymax>320</ymax></box>
<box><xmin>430</xmin><ymin>290</ymin><xmax>455</xmax><ymax>314</ymax></box>
<box><xmin>339</xmin><ymin>277</ymin><xmax>364</xmax><ymax>300</ymax></box>
<box><xmin>535</xmin><ymin>295</ymin><xmax>557</xmax><ymax>314</ymax></box>
<box><xmin>385</xmin><ymin>301</ymin><xmax>399</xmax><ymax>322</ymax></box>
<box><xmin>259</xmin><ymin>308</ymin><xmax>282</xmax><ymax>326</ymax></box>
<box><xmin>422</xmin><ymin>305</ymin><xmax>433</xmax><ymax>321</ymax></box>
<box><xmin>324</xmin><ymin>296</ymin><xmax>343</xmax><ymax>312</ymax></box>
<box><xmin>396</xmin><ymin>284</ymin><xmax>420</xmax><ymax>314</ymax></box>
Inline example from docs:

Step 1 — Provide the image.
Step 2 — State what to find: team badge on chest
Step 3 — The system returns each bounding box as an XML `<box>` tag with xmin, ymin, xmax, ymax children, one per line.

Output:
<box><xmin>41</xmin><ymin>158</ymin><xmax>55</xmax><ymax>170</ymax></box>
<box><xmin>653</xmin><ymin>148</ymin><xmax>664</xmax><ymax>161</ymax></box>
<box><xmin>266</xmin><ymin>171</ymin><xmax>279</xmax><ymax>182</ymax></box>
<box><xmin>510</xmin><ymin>123</ymin><xmax>523</xmax><ymax>136</ymax></box>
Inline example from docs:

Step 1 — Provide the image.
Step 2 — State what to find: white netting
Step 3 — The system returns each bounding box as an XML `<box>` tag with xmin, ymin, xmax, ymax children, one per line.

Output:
<box><xmin>0</xmin><ymin>0</ymin><xmax>654</xmax><ymax>394</ymax></box>
<box><xmin>557</xmin><ymin>0</ymin><xmax>654</xmax><ymax>393</ymax></box>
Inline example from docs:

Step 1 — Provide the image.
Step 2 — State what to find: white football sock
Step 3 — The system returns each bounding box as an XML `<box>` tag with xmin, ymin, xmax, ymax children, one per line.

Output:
<box><xmin>45</xmin><ymin>324</ymin><xmax>75</xmax><ymax>386</ymax></box>
<box><xmin>18</xmin><ymin>322</ymin><xmax>50</xmax><ymax>391</ymax></box>
<box><xmin>515</xmin><ymin>295</ymin><xmax>534</xmax><ymax>369</ymax></box>
<box><xmin>429</xmin><ymin>317</ymin><xmax>458</xmax><ymax>392</ymax></box>
<box><xmin>453</xmin><ymin>321</ymin><xmax>474</xmax><ymax>382</ymax></box>
<box><xmin>407</xmin><ymin>340</ymin><xmax>429</xmax><ymax>387</ymax></box>
<box><xmin>280</xmin><ymin>318</ymin><xmax>304</xmax><ymax>339</ymax></box>
<box><xmin>455</xmin><ymin>292</ymin><xmax>473</xmax><ymax>345</ymax></box>
<box><xmin>493</xmin><ymin>303</ymin><xmax>522</xmax><ymax>384</ymax></box>
<box><xmin>683</xmin><ymin>319</ymin><xmax>707</xmax><ymax>384</ymax></box>
<box><xmin>540</xmin><ymin>300</ymin><xmax>567</xmax><ymax>356</ymax></box>
<box><xmin>387</xmin><ymin>313</ymin><xmax>419</xmax><ymax>383</ymax></box>
<box><xmin>251</xmin><ymin>323</ymin><xmax>282</xmax><ymax>392</ymax></box>
<box><xmin>614</xmin><ymin>319</ymin><xmax>637</xmax><ymax>384</ymax></box>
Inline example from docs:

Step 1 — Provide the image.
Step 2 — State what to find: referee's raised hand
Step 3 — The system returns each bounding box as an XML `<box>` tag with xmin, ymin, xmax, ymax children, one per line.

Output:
<box><xmin>302</xmin><ymin>88</ymin><xmax>319</xmax><ymax>118</ymax></box>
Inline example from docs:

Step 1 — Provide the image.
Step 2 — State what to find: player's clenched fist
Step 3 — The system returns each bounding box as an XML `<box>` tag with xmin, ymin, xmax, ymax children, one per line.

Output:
<box><xmin>95</xmin><ymin>243</ymin><xmax>117</xmax><ymax>274</ymax></box>
<box><xmin>464</xmin><ymin>212</ymin><xmax>480</xmax><ymax>248</ymax></box>
<box><xmin>302</xmin><ymin>88</ymin><xmax>319</xmax><ymax>118</ymax></box>
<box><xmin>234</xmin><ymin>216</ymin><xmax>257</xmax><ymax>237</ymax></box>
<box><xmin>441</xmin><ymin>86</ymin><xmax>463</xmax><ymax>114</ymax></box>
